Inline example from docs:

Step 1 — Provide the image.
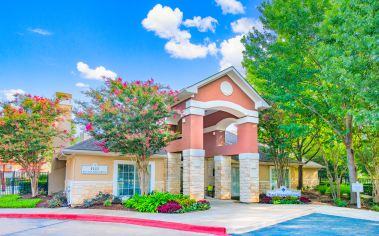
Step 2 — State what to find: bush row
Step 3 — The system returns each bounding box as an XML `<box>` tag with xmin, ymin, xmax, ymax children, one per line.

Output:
<box><xmin>124</xmin><ymin>192</ymin><xmax>210</xmax><ymax>213</ymax></box>
<box><xmin>261</xmin><ymin>195</ymin><xmax>311</xmax><ymax>204</ymax></box>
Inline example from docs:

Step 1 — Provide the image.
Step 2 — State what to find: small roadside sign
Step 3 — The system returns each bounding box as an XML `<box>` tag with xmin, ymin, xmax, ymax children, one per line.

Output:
<box><xmin>352</xmin><ymin>182</ymin><xmax>363</xmax><ymax>193</ymax></box>
<box><xmin>352</xmin><ymin>182</ymin><xmax>363</xmax><ymax>209</ymax></box>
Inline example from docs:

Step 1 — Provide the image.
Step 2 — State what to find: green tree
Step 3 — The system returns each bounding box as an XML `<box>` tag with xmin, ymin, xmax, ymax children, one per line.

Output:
<box><xmin>0</xmin><ymin>94</ymin><xmax>68</xmax><ymax>197</ymax></box>
<box><xmin>243</xmin><ymin>0</ymin><xmax>378</xmax><ymax>203</ymax></box>
<box><xmin>356</xmin><ymin>126</ymin><xmax>379</xmax><ymax>203</ymax></box>
<box><xmin>259</xmin><ymin>106</ymin><xmax>293</xmax><ymax>188</ymax></box>
<box><xmin>76</xmin><ymin>78</ymin><xmax>177</xmax><ymax>195</ymax></box>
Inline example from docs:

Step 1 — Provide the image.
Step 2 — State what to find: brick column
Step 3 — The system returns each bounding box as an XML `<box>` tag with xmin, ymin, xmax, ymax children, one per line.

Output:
<box><xmin>239</xmin><ymin>153</ymin><xmax>259</xmax><ymax>203</ymax></box>
<box><xmin>214</xmin><ymin>155</ymin><xmax>231</xmax><ymax>199</ymax></box>
<box><xmin>183</xmin><ymin>149</ymin><xmax>205</xmax><ymax>200</ymax></box>
<box><xmin>166</xmin><ymin>152</ymin><xmax>181</xmax><ymax>194</ymax></box>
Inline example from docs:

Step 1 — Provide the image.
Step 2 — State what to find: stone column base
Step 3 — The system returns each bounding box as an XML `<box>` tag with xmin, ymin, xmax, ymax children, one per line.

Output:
<box><xmin>239</xmin><ymin>153</ymin><xmax>259</xmax><ymax>203</ymax></box>
<box><xmin>214</xmin><ymin>155</ymin><xmax>231</xmax><ymax>199</ymax></box>
<box><xmin>166</xmin><ymin>152</ymin><xmax>181</xmax><ymax>194</ymax></box>
<box><xmin>183</xmin><ymin>149</ymin><xmax>205</xmax><ymax>200</ymax></box>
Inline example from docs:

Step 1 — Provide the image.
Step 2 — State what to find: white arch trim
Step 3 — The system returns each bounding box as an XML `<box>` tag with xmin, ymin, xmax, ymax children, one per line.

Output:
<box><xmin>186</xmin><ymin>100</ymin><xmax>258</xmax><ymax>118</ymax></box>
<box><xmin>203</xmin><ymin>118</ymin><xmax>237</xmax><ymax>133</ymax></box>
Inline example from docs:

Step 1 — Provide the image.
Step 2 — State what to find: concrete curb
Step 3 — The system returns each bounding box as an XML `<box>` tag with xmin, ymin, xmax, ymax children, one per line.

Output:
<box><xmin>0</xmin><ymin>213</ymin><xmax>227</xmax><ymax>236</ymax></box>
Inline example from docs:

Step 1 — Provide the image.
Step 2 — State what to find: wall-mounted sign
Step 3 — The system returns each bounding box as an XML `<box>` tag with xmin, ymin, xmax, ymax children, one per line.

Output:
<box><xmin>81</xmin><ymin>164</ymin><xmax>108</xmax><ymax>175</ymax></box>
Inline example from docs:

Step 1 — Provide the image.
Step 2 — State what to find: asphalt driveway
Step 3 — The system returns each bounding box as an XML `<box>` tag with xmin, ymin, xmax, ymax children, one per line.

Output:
<box><xmin>233</xmin><ymin>213</ymin><xmax>379</xmax><ymax>236</ymax></box>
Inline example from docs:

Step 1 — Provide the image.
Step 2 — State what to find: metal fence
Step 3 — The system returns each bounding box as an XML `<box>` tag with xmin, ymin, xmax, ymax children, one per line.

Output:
<box><xmin>0</xmin><ymin>171</ymin><xmax>48</xmax><ymax>195</ymax></box>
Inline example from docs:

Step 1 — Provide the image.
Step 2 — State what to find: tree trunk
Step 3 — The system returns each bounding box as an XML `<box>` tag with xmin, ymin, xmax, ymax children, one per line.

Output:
<box><xmin>136</xmin><ymin>159</ymin><xmax>149</xmax><ymax>195</ymax></box>
<box><xmin>298</xmin><ymin>164</ymin><xmax>303</xmax><ymax>190</ymax></box>
<box><xmin>30</xmin><ymin>175</ymin><xmax>39</xmax><ymax>197</ymax></box>
<box><xmin>344</xmin><ymin>113</ymin><xmax>357</xmax><ymax>204</ymax></box>
<box><xmin>373</xmin><ymin>175</ymin><xmax>379</xmax><ymax>203</ymax></box>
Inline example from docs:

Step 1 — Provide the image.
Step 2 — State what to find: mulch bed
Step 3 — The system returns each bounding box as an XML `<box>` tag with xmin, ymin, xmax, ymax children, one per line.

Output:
<box><xmin>82</xmin><ymin>204</ymin><xmax>135</xmax><ymax>211</ymax></box>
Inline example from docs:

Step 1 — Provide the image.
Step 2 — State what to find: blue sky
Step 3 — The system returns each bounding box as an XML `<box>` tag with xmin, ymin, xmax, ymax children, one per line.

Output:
<box><xmin>0</xmin><ymin>0</ymin><xmax>264</xmax><ymax>101</ymax></box>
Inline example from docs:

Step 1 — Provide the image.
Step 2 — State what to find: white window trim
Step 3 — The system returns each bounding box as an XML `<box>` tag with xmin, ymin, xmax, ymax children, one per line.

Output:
<box><xmin>113</xmin><ymin>160</ymin><xmax>155</xmax><ymax>197</ymax></box>
<box><xmin>269</xmin><ymin>166</ymin><xmax>291</xmax><ymax>190</ymax></box>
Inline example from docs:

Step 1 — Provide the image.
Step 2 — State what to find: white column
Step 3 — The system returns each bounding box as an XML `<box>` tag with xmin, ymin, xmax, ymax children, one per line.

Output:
<box><xmin>239</xmin><ymin>153</ymin><xmax>260</xmax><ymax>203</ymax></box>
<box><xmin>166</xmin><ymin>152</ymin><xmax>181</xmax><ymax>194</ymax></box>
<box><xmin>214</xmin><ymin>156</ymin><xmax>232</xmax><ymax>199</ymax></box>
<box><xmin>182</xmin><ymin>149</ymin><xmax>205</xmax><ymax>200</ymax></box>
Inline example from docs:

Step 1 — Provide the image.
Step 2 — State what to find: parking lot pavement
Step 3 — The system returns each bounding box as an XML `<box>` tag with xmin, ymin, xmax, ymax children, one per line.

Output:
<box><xmin>0</xmin><ymin>218</ymin><xmax>210</xmax><ymax>236</ymax></box>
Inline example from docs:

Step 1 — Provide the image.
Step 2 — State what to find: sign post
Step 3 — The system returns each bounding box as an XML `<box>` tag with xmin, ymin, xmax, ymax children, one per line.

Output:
<box><xmin>351</xmin><ymin>182</ymin><xmax>363</xmax><ymax>209</ymax></box>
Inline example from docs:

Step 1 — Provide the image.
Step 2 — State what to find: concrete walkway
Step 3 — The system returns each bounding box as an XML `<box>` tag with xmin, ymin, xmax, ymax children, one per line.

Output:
<box><xmin>1</xmin><ymin>199</ymin><xmax>378</xmax><ymax>234</ymax></box>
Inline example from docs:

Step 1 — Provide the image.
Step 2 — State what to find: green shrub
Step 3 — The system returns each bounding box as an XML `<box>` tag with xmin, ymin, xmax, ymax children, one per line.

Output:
<box><xmin>83</xmin><ymin>199</ymin><xmax>95</xmax><ymax>208</ymax></box>
<box><xmin>19</xmin><ymin>180</ymin><xmax>48</xmax><ymax>195</ymax></box>
<box><xmin>47</xmin><ymin>192</ymin><xmax>67</xmax><ymax>208</ymax></box>
<box><xmin>112</xmin><ymin>196</ymin><xmax>122</xmax><ymax>204</ymax></box>
<box><xmin>334</xmin><ymin>198</ymin><xmax>348</xmax><ymax>207</ymax></box>
<box><xmin>340</xmin><ymin>184</ymin><xmax>350</xmax><ymax>196</ymax></box>
<box><xmin>316</xmin><ymin>185</ymin><xmax>328</xmax><ymax>195</ymax></box>
<box><xmin>104</xmin><ymin>199</ymin><xmax>112</xmax><ymax>207</ymax></box>
<box><xmin>371</xmin><ymin>205</ymin><xmax>379</xmax><ymax>211</ymax></box>
<box><xmin>0</xmin><ymin>194</ymin><xmax>41</xmax><ymax>208</ymax></box>
<box><xmin>81</xmin><ymin>192</ymin><xmax>114</xmax><ymax>208</ymax></box>
<box><xmin>124</xmin><ymin>192</ymin><xmax>209</xmax><ymax>213</ymax></box>
<box><xmin>125</xmin><ymin>192</ymin><xmax>187</xmax><ymax>213</ymax></box>
<box><xmin>176</xmin><ymin>198</ymin><xmax>196</xmax><ymax>208</ymax></box>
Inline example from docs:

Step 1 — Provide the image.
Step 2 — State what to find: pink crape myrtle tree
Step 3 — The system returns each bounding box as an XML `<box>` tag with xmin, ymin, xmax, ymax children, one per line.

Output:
<box><xmin>75</xmin><ymin>77</ymin><xmax>178</xmax><ymax>195</ymax></box>
<box><xmin>0</xmin><ymin>94</ymin><xmax>71</xmax><ymax>197</ymax></box>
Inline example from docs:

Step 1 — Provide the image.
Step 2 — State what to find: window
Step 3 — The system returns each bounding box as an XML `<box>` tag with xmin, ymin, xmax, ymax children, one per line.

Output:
<box><xmin>270</xmin><ymin>167</ymin><xmax>290</xmax><ymax>190</ymax></box>
<box><xmin>117</xmin><ymin>164</ymin><xmax>139</xmax><ymax>196</ymax></box>
<box><xmin>114</xmin><ymin>161</ymin><xmax>155</xmax><ymax>197</ymax></box>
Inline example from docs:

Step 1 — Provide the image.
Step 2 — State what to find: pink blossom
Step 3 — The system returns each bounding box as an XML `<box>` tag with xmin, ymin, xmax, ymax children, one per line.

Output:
<box><xmin>85</xmin><ymin>122</ymin><xmax>93</xmax><ymax>132</ymax></box>
<box><xmin>101</xmin><ymin>146</ymin><xmax>110</xmax><ymax>153</ymax></box>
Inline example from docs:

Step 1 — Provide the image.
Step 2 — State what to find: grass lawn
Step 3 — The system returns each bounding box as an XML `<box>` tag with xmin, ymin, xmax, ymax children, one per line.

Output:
<box><xmin>0</xmin><ymin>194</ymin><xmax>41</xmax><ymax>208</ymax></box>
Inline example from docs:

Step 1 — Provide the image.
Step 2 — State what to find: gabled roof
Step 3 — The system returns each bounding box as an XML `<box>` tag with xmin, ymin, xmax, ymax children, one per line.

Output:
<box><xmin>176</xmin><ymin>66</ymin><xmax>270</xmax><ymax>110</ymax></box>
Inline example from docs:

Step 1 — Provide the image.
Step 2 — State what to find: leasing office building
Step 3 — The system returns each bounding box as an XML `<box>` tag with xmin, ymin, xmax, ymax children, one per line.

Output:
<box><xmin>50</xmin><ymin>67</ymin><xmax>321</xmax><ymax>205</ymax></box>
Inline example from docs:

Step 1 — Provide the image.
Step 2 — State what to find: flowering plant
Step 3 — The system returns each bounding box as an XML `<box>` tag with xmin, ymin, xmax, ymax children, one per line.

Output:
<box><xmin>0</xmin><ymin>94</ymin><xmax>70</xmax><ymax>196</ymax></box>
<box><xmin>75</xmin><ymin>78</ymin><xmax>178</xmax><ymax>194</ymax></box>
<box><xmin>157</xmin><ymin>200</ymin><xmax>182</xmax><ymax>213</ymax></box>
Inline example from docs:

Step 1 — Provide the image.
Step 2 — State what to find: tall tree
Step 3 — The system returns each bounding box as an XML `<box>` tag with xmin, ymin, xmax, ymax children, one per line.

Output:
<box><xmin>76</xmin><ymin>78</ymin><xmax>177</xmax><ymax>195</ymax></box>
<box><xmin>0</xmin><ymin>94</ymin><xmax>68</xmax><ymax>197</ymax></box>
<box><xmin>243</xmin><ymin>0</ymin><xmax>378</xmax><ymax>203</ymax></box>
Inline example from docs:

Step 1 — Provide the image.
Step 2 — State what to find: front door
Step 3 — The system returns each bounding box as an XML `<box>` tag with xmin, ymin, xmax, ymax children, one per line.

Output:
<box><xmin>231</xmin><ymin>166</ymin><xmax>240</xmax><ymax>198</ymax></box>
<box><xmin>116</xmin><ymin>163</ymin><xmax>140</xmax><ymax>197</ymax></box>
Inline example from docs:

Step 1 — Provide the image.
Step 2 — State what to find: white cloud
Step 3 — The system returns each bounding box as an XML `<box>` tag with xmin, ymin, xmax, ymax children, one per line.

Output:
<box><xmin>231</xmin><ymin>18</ymin><xmax>264</xmax><ymax>34</ymax></box>
<box><xmin>75</xmin><ymin>82</ymin><xmax>89</xmax><ymax>88</ymax></box>
<box><xmin>142</xmin><ymin>4</ymin><xmax>217</xmax><ymax>59</ymax></box>
<box><xmin>165</xmin><ymin>41</ymin><xmax>217</xmax><ymax>59</ymax></box>
<box><xmin>183</xmin><ymin>16</ymin><xmax>218</xmax><ymax>33</ymax></box>
<box><xmin>76</xmin><ymin>62</ymin><xmax>117</xmax><ymax>80</ymax></box>
<box><xmin>142</xmin><ymin>4</ymin><xmax>190</xmax><ymax>42</ymax></box>
<box><xmin>2</xmin><ymin>89</ymin><xmax>26</xmax><ymax>101</ymax></box>
<box><xmin>219</xmin><ymin>35</ymin><xmax>245</xmax><ymax>73</ymax></box>
<box><xmin>215</xmin><ymin>0</ymin><xmax>245</xmax><ymax>15</ymax></box>
<box><xmin>28</xmin><ymin>28</ymin><xmax>52</xmax><ymax>36</ymax></box>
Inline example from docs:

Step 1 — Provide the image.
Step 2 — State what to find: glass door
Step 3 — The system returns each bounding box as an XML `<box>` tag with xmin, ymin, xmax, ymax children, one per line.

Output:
<box><xmin>117</xmin><ymin>164</ymin><xmax>140</xmax><ymax>196</ymax></box>
<box><xmin>231</xmin><ymin>166</ymin><xmax>240</xmax><ymax>197</ymax></box>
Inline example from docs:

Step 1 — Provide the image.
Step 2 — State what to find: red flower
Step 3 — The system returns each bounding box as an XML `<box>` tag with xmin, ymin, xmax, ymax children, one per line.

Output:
<box><xmin>85</xmin><ymin>122</ymin><xmax>93</xmax><ymax>132</ymax></box>
<box><xmin>101</xmin><ymin>146</ymin><xmax>110</xmax><ymax>153</ymax></box>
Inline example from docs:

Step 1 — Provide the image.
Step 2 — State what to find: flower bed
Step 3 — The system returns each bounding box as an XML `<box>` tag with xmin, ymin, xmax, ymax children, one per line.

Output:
<box><xmin>261</xmin><ymin>195</ymin><xmax>311</xmax><ymax>204</ymax></box>
<box><xmin>124</xmin><ymin>192</ymin><xmax>210</xmax><ymax>213</ymax></box>
<box><xmin>0</xmin><ymin>194</ymin><xmax>41</xmax><ymax>208</ymax></box>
